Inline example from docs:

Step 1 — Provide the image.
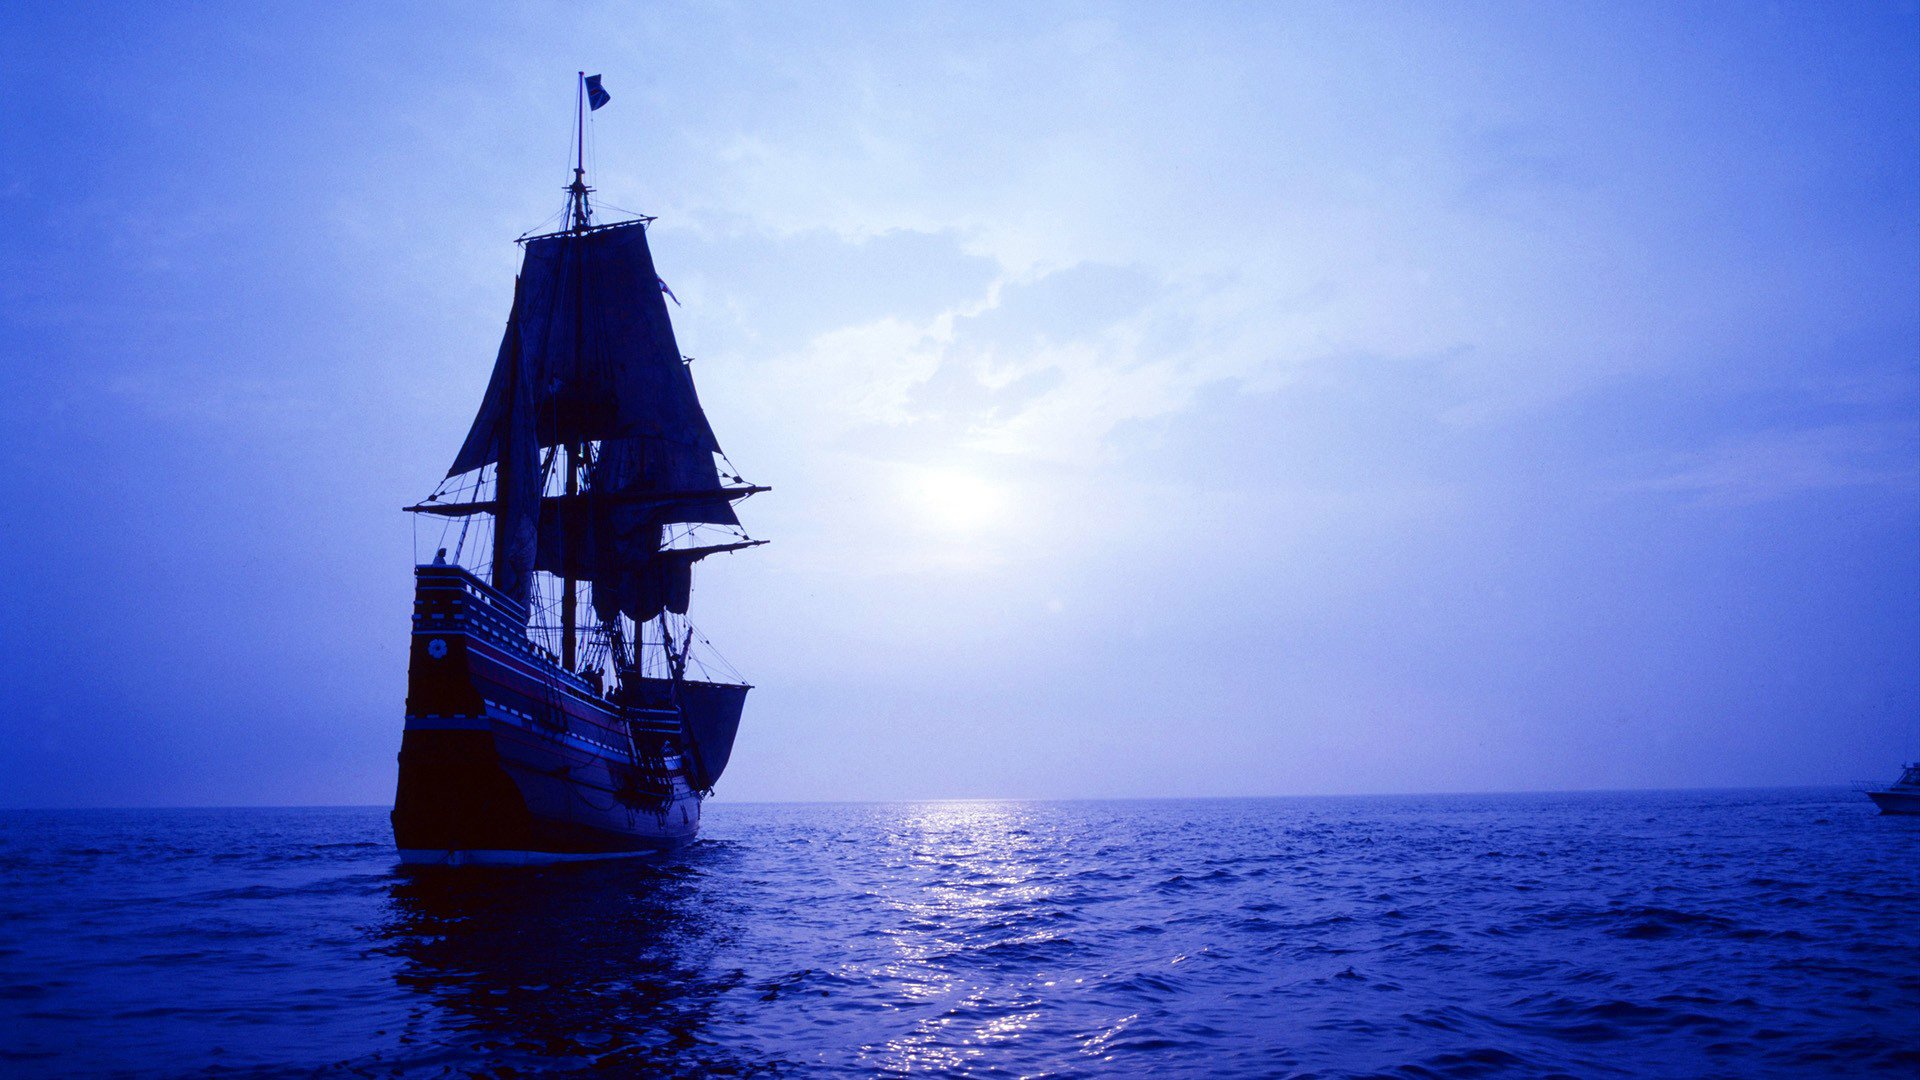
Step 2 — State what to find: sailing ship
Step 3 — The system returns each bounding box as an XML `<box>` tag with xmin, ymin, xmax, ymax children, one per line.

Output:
<box><xmin>392</xmin><ymin>75</ymin><xmax>766</xmax><ymax>865</ymax></box>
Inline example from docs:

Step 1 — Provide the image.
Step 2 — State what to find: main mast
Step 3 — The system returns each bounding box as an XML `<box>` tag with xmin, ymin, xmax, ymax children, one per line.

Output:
<box><xmin>560</xmin><ymin>71</ymin><xmax>592</xmax><ymax>671</ymax></box>
<box><xmin>567</xmin><ymin>71</ymin><xmax>593</xmax><ymax>233</ymax></box>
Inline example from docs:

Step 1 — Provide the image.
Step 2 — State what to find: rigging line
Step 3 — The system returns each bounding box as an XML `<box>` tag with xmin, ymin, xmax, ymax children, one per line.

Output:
<box><xmin>516</xmin><ymin>205</ymin><xmax>569</xmax><ymax>243</ymax></box>
<box><xmin>595</xmin><ymin>200</ymin><xmax>646</xmax><ymax>220</ymax></box>
<box><xmin>451</xmin><ymin>512</ymin><xmax>474</xmax><ymax>563</ymax></box>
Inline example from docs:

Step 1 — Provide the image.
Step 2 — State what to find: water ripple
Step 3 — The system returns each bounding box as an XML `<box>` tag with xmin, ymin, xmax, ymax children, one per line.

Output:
<box><xmin>1</xmin><ymin>791</ymin><xmax>1917</xmax><ymax>1076</ymax></box>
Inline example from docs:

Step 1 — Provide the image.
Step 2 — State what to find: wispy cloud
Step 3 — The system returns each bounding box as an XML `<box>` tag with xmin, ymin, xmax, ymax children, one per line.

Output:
<box><xmin>1637</xmin><ymin>422</ymin><xmax>1920</xmax><ymax>505</ymax></box>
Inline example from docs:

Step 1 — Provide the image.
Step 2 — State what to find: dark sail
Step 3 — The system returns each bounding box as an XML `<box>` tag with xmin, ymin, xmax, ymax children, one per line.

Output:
<box><xmin>525</xmin><ymin>436</ymin><xmax>756</xmax><ymax>623</ymax></box>
<box><xmin>629</xmin><ymin>677</ymin><xmax>748</xmax><ymax>790</ymax></box>
<box><xmin>583</xmin><ymin>433</ymin><xmax>739</xmax><ymax>623</ymax></box>
<box><xmin>441</xmin><ymin>220</ymin><xmax>745</xmax><ymax>618</ymax></box>
<box><xmin>533</xmin><ymin>515</ymin><xmax>762</xmax><ymax>623</ymax></box>
<box><xmin>592</xmin><ymin>424</ymin><xmax>740</xmax><ymax>527</ymax></box>
<box><xmin>485</xmin><ymin>279</ymin><xmax>539</xmax><ymax>608</ymax></box>
<box><xmin>447</xmin><ymin>221</ymin><xmax>719</xmax><ymax>478</ymax></box>
<box><xmin>403</xmin><ymin>485</ymin><xmax>765</xmax><ymax>520</ymax></box>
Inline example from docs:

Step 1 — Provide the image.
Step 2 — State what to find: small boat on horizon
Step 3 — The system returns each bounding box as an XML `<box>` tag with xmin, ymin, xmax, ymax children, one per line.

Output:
<box><xmin>1864</xmin><ymin>764</ymin><xmax>1920</xmax><ymax>816</ymax></box>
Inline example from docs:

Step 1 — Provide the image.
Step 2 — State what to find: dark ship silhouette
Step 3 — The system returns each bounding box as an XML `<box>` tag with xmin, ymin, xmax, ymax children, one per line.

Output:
<box><xmin>394</xmin><ymin>75</ymin><xmax>765</xmax><ymax>865</ymax></box>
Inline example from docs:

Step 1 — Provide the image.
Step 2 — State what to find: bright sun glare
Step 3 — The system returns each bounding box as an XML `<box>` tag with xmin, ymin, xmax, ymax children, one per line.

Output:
<box><xmin>908</xmin><ymin>468</ymin><xmax>1008</xmax><ymax>532</ymax></box>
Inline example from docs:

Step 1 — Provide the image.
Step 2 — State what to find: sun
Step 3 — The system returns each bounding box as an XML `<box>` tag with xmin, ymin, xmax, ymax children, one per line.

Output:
<box><xmin>907</xmin><ymin>467</ymin><xmax>1008</xmax><ymax>532</ymax></box>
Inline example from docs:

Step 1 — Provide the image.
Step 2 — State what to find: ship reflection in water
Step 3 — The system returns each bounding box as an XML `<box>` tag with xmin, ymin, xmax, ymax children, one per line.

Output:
<box><xmin>376</xmin><ymin>800</ymin><xmax>1094</xmax><ymax>1076</ymax></box>
<box><xmin>381</xmin><ymin>855</ymin><xmax>772</xmax><ymax>1075</ymax></box>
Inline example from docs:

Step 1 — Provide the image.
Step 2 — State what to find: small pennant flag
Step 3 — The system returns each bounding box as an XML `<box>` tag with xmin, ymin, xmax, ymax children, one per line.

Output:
<box><xmin>658</xmin><ymin>277</ymin><xmax>680</xmax><ymax>306</ymax></box>
<box><xmin>584</xmin><ymin>74</ymin><xmax>610</xmax><ymax>110</ymax></box>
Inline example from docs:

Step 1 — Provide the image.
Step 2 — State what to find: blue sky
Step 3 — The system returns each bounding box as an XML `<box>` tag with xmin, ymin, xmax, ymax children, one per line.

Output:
<box><xmin>2</xmin><ymin>1</ymin><xmax>1916</xmax><ymax>806</ymax></box>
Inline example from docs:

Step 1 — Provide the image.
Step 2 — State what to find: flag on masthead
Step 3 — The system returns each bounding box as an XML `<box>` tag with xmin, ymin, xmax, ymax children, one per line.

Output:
<box><xmin>585</xmin><ymin>74</ymin><xmax>610</xmax><ymax>110</ymax></box>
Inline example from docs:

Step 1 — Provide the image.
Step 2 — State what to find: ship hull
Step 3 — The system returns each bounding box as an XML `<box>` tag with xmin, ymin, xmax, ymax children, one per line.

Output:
<box><xmin>1867</xmin><ymin>789</ymin><xmax>1920</xmax><ymax>816</ymax></box>
<box><xmin>396</xmin><ymin>847</ymin><xmax>663</xmax><ymax>867</ymax></box>
<box><xmin>394</xmin><ymin>566</ymin><xmax>703</xmax><ymax>863</ymax></box>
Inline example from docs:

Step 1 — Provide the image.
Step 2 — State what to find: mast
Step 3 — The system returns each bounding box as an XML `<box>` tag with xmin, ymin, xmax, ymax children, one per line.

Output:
<box><xmin>561</xmin><ymin>445</ymin><xmax>580</xmax><ymax>670</ymax></box>
<box><xmin>561</xmin><ymin>72</ymin><xmax>590</xmax><ymax>670</ymax></box>
<box><xmin>568</xmin><ymin>71</ymin><xmax>591</xmax><ymax>232</ymax></box>
<box><xmin>491</xmin><ymin>452</ymin><xmax>514</xmax><ymax>599</ymax></box>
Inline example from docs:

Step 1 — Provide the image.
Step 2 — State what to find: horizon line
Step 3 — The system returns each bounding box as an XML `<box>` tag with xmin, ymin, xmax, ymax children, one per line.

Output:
<box><xmin>0</xmin><ymin>781</ymin><xmax>1865</xmax><ymax>814</ymax></box>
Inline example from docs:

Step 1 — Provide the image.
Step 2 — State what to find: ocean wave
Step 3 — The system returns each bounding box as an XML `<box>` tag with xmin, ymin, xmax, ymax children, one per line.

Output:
<box><xmin>2</xmin><ymin>789</ymin><xmax>1916</xmax><ymax>1078</ymax></box>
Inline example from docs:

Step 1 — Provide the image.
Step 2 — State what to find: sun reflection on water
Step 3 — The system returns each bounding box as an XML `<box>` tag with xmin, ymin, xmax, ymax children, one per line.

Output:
<box><xmin>858</xmin><ymin>800</ymin><xmax>1062</xmax><ymax>1072</ymax></box>
<box><xmin>10</xmin><ymin>795</ymin><xmax>1910</xmax><ymax>1075</ymax></box>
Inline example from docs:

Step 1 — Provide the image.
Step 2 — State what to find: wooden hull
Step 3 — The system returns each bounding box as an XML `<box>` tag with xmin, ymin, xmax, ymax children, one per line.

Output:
<box><xmin>393</xmin><ymin>565</ymin><xmax>703</xmax><ymax>863</ymax></box>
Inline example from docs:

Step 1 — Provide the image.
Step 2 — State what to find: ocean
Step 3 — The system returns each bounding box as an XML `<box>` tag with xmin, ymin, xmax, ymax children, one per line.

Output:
<box><xmin>1</xmin><ymin>789</ymin><xmax>1915</xmax><ymax>1077</ymax></box>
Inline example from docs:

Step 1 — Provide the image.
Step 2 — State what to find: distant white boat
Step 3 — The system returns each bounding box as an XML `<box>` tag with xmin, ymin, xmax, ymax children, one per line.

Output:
<box><xmin>1865</xmin><ymin>763</ymin><xmax>1920</xmax><ymax>816</ymax></box>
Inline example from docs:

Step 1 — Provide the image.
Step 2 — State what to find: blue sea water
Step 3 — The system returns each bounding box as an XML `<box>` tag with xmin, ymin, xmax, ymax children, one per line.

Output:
<box><xmin>1</xmin><ymin>790</ymin><xmax>1916</xmax><ymax>1078</ymax></box>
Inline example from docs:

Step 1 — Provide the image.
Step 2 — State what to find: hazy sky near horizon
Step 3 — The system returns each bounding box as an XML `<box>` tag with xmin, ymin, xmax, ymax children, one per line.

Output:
<box><xmin>2</xmin><ymin>1</ymin><xmax>1917</xmax><ymax>807</ymax></box>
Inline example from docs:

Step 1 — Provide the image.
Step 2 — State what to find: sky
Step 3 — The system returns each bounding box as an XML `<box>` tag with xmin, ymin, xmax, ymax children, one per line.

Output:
<box><xmin>1</xmin><ymin>1</ymin><xmax>1916</xmax><ymax>807</ymax></box>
